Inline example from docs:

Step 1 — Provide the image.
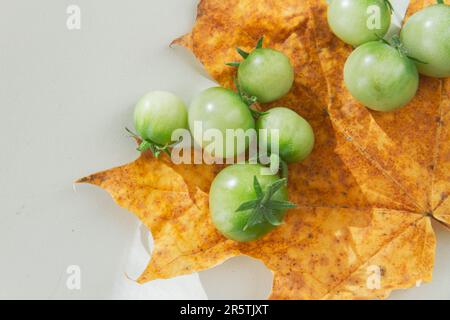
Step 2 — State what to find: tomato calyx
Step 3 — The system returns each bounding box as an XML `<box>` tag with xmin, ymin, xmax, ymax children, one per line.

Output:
<box><xmin>234</xmin><ymin>78</ymin><xmax>268</xmax><ymax>118</ymax></box>
<box><xmin>125</xmin><ymin>128</ymin><xmax>172</xmax><ymax>158</ymax></box>
<box><xmin>226</xmin><ymin>36</ymin><xmax>264</xmax><ymax>68</ymax></box>
<box><xmin>389</xmin><ymin>35</ymin><xmax>408</xmax><ymax>55</ymax></box>
<box><xmin>436</xmin><ymin>0</ymin><xmax>444</xmax><ymax>4</ymax></box>
<box><xmin>377</xmin><ymin>35</ymin><xmax>428</xmax><ymax>65</ymax></box>
<box><xmin>236</xmin><ymin>176</ymin><xmax>296</xmax><ymax>231</ymax></box>
<box><xmin>391</xmin><ymin>35</ymin><xmax>429</xmax><ymax>64</ymax></box>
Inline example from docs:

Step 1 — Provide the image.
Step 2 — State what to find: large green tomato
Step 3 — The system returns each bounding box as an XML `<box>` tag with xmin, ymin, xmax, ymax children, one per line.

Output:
<box><xmin>134</xmin><ymin>91</ymin><xmax>188</xmax><ymax>145</ymax></box>
<box><xmin>256</xmin><ymin>107</ymin><xmax>315</xmax><ymax>163</ymax></box>
<box><xmin>209</xmin><ymin>164</ymin><xmax>289</xmax><ymax>242</ymax></box>
<box><xmin>189</xmin><ymin>87</ymin><xmax>255</xmax><ymax>159</ymax></box>
<box><xmin>400</xmin><ymin>2</ymin><xmax>450</xmax><ymax>78</ymax></box>
<box><xmin>327</xmin><ymin>0</ymin><xmax>392</xmax><ymax>47</ymax></box>
<box><xmin>238</xmin><ymin>48</ymin><xmax>294</xmax><ymax>103</ymax></box>
<box><xmin>344</xmin><ymin>41</ymin><xmax>419</xmax><ymax>112</ymax></box>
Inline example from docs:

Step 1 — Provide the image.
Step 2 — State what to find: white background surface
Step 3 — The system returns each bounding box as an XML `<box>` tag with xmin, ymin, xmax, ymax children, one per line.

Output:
<box><xmin>0</xmin><ymin>0</ymin><xmax>448</xmax><ymax>300</ymax></box>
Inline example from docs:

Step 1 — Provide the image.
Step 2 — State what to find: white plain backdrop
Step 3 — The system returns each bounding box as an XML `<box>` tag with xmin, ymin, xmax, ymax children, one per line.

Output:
<box><xmin>0</xmin><ymin>0</ymin><xmax>449</xmax><ymax>300</ymax></box>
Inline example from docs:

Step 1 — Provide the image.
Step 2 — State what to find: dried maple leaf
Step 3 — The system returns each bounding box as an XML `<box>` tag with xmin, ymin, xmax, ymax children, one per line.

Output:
<box><xmin>78</xmin><ymin>0</ymin><xmax>447</xmax><ymax>299</ymax></box>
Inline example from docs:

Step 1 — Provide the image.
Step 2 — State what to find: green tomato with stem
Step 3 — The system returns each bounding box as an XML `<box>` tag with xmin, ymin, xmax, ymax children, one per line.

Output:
<box><xmin>344</xmin><ymin>41</ymin><xmax>419</xmax><ymax>112</ymax></box>
<box><xmin>209</xmin><ymin>163</ymin><xmax>295</xmax><ymax>242</ymax></box>
<box><xmin>256</xmin><ymin>107</ymin><xmax>315</xmax><ymax>163</ymax></box>
<box><xmin>400</xmin><ymin>1</ymin><xmax>450</xmax><ymax>78</ymax></box>
<box><xmin>134</xmin><ymin>91</ymin><xmax>188</xmax><ymax>146</ymax></box>
<box><xmin>327</xmin><ymin>0</ymin><xmax>392</xmax><ymax>47</ymax></box>
<box><xmin>234</xmin><ymin>38</ymin><xmax>294</xmax><ymax>103</ymax></box>
<box><xmin>189</xmin><ymin>87</ymin><xmax>255</xmax><ymax>159</ymax></box>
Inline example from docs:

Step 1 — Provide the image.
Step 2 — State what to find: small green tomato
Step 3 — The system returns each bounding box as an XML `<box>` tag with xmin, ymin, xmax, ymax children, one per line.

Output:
<box><xmin>238</xmin><ymin>48</ymin><xmax>294</xmax><ymax>103</ymax></box>
<box><xmin>209</xmin><ymin>164</ymin><xmax>295</xmax><ymax>242</ymax></box>
<box><xmin>189</xmin><ymin>87</ymin><xmax>255</xmax><ymax>159</ymax></box>
<box><xmin>344</xmin><ymin>41</ymin><xmax>419</xmax><ymax>112</ymax></box>
<box><xmin>134</xmin><ymin>91</ymin><xmax>188</xmax><ymax>146</ymax></box>
<box><xmin>327</xmin><ymin>0</ymin><xmax>392</xmax><ymax>47</ymax></box>
<box><xmin>257</xmin><ymin>107</ymin><xmax>315</xmax><ymax>163</ymax></box>
<box><xmin>400</xmin><ymin>2</ymin><xmax>450</xmax><ymax>78</ymax></box>
<box><xmin>229</xmin><ymin>37</ymin><xmax>294</xmax><ymax>104</ymax></box>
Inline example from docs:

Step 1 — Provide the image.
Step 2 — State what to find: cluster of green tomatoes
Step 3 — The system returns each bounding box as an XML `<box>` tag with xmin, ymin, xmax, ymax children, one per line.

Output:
<box><xmin>130</xmin><ymin>38</ymin><xmax>315</xmax><ymax>242</ymax></box>
<box><xmin>127</xmin><ymin>1</ymin><xmax>449</xmax><ymax>242</ymax></box>
<box><xmin>328</xmin><ymin>0</ymin><xmax>450</xmax><ymax>111</ymax></box>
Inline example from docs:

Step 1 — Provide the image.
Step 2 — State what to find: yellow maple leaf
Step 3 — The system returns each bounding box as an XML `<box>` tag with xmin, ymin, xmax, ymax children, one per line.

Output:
<box><xmin>78</xmin><ymin>0</ymin><xmax>448</xmax><ymax>299</ymax></box>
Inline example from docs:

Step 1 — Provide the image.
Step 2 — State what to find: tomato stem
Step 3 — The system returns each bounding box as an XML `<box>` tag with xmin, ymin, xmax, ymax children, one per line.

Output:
<box><xmin>280</xmin><ymin>159</ymin><xmax>289</xmax><ymax>181</ymax></box>
<box><xmin>388</xmin><ymin>35</ymin><xmax>429</xmax><ymax>64</ymax></box>
<box><xmin>125</xmin><ymin>128</ymin><xmax>172</xmax><ymax>158</ymax></box>
<box><xmin>437</xmin><ymin>0</ymin><xmax>444</xmax><ymax>4</ymax></box>
<box><xmin>389</xmin><ymin>35</ymin><xmax>408</xmax><ymax>56</ymax></box>
<box><xmin>233</xmin><ymin>77</ymin><xmax>268</xmax><ymax>118</ymax></box>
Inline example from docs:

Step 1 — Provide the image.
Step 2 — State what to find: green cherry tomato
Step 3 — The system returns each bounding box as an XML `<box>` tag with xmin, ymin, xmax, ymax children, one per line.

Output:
<box><xmin>238</xmin><ymin>48</ymin><xmax>294</xmax><ymax>103</ymax></box>
<box><xmin>256</xmin><ymin>107</ymin><xmax>315</xmax><ymax>163</ymax></box>
<box><xmin>134</xmin><ymin>91</ymin><xmax>188</xmax><ymax>145</ymax></box>
<box><xmin>344</xmin><ymin>41</ymin><xmax>419</xmax><ymax>112</ymax></box>
<box><xmin>209</xmin><ymin>164</ymin><xmax>289</xmax><ymax>242</ymax></box>
<box><xmin>400</xmin><ymin>3</ymin><xmax>450</xmax><ymax>78</ymax></box>
<box><xmin>327</xmin><ymin>0</ymin><xmax>392</xmax><ymax>47</ymax></box>
<box><xmin>189</xmin><ymin>87</ymin><xmax>255</xmax><ymax>159</ymax></box>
